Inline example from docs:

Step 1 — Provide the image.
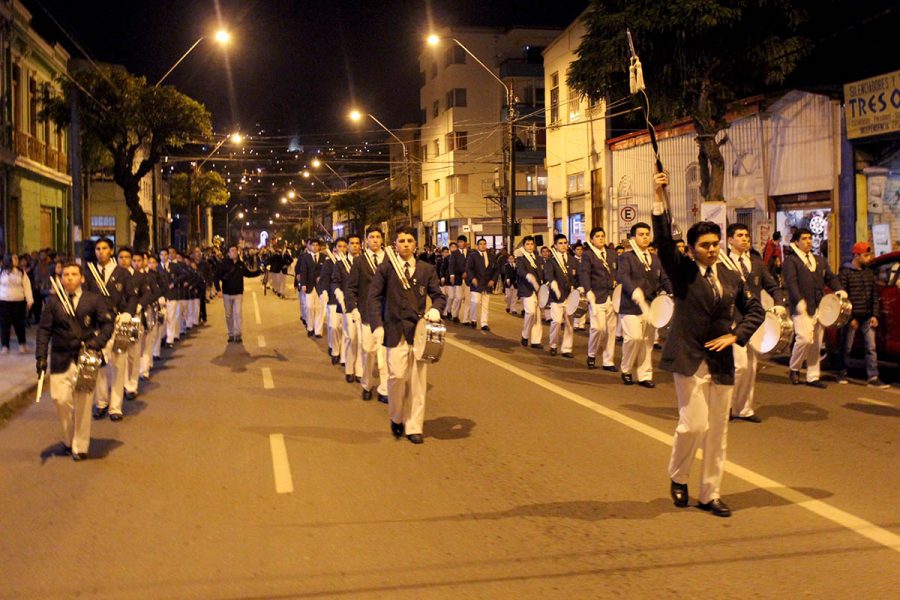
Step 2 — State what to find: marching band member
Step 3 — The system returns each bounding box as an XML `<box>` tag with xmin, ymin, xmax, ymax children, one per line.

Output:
<box><xmin>539</xmin><ymin>246</ymin><xmax>552</xmax><ymax>323</ymax></box>
<box><xmin>449</xmin><ymin>235</ymin><xmax>471</xmax><ymax>325</ymax></box>
<box><xmin>618</xmin><ymin>222</ymin><xmax>672</xmax><ymax>387</ymax></box>
<box><xmin>503</xmin><ymin>253</ymin><xmax>519</xmax><ymax>315</ymax></box>
<box><xmin>368</xmin><ymin>226</ymin><xmax>447</xmax><ymax>444</ymax></box>
<box><xmin>571</xmin><ymin>243</ymin><xmax>587</xmax><ymax>331</ymax></box>
<box><xmin>324</xmin><ymin>238</ymin><xmax>348</xmax><ymax>365</ymax></box>
<box><xmin>117</xmin><ymin>247</ymin><xmax>153</xmax><ymax>402</ymax></box>
<box><xmin>439</xmin><ymin>243</ymin><xmax>456</xmax><ymax>318</ymax></box>
<box><xmin>135</xmin><ymin>251</ymin><xmax>163</xmax><ymax>379</ymax></box>
<box><xmin>579</xmin><ymin>227</ymin><xmax>618</xmax><ymax>371</ymax></box>
<box><xmin>295</xmin><ymin>241</ymin><xmax>309</xmax><ymax>326</ymax></box>
<box><xmin>516</xmin><ymin>236</ymin><xmax>543</xmax><ymax>349</ymax></box>
<box><xmin>782</xmin><ymin>228</ymin><xmax>846</xmax><ymax>388</ymax></box>
<box><xmin>465</xmin><ymin>238</ymin><xmax>498</xmax><ymax>331</ymax></box>
<box><xmin>652</xmin><ymin>173</ymin><xmax>765</xmax><ymax>518</ymax></box>
<box><xmin>36</xmin><ymin>263</ymin><xmax>115</xmax><ymax>461</ymax></box>
<box><xmin>347</xmin><ymin>227</ymin><xmax>389</xmax><ymax>402</ymax></box>
<box><xmin>544</xmin><ymin>234</ymin><xmax>577</xmax><ymax>358</ymax></box>
<box><xmin>84</xmin><ymin>238</ymin><xmax>134</xmax><ymax>422</ymax></box>
<box><xmin>726</xmin><ymin>223</ymin><xmax>786</xmax><ymax>422</ymax></box>
<box><xmin>148</xmin><ymin>254</ymin><xmax>167</xmax><ymax>361</ymax></box>
<box><xmin>300</xmin><ymin>239</ymin><xmax>325</xmax><ymax>338</ymax></box>
<box><xmin>333</xmin><ymin>234</ymin><xmax>363</xmax><ymax>383</ymax></box>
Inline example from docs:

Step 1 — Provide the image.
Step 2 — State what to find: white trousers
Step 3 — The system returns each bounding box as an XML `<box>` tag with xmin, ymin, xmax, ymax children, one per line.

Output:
<box><xmin>271</xmin><ymin>272</ymin><xmax>285</xmax><ymax>296</ymax></box>
<box><xmin>165</xmin><ymin>299</ymin><xmax>182</xmax><ymax>343</ymax></box>
<box><xmin>588</xmin><ymin>300</ymin><xmax>617</xmax><ymax>365</ymax></box>
<box><xmin>153</xmin><ymin>316</ymin><xmax>164</xmax><ymax>356</ymax></box>
<box><xmin>790</xmin><ymin>311</ymin><xmax>825</xmax><ymax>382</ymax></box>
<box><xmin>442</xmin><ymin>286</ymin><xmax>454</xmax><ymax>316</ymax></box>
<box><xmin>668</xmin><ymin>362</ymin><xmax>733</xmax><ymax>503</ymax></box>
<box><xmin>305</xmin><ymin>290</ymin><xmax>324</xmax><ymax>335</ymax></box>
<box><xmin>386</xmin><ymin>339</ymin><xmax>428</xmax><ymax>435</ymax></box>
<box><xmin>505</xmin><ymin>287</ymin><xmax>520</xmax><ymax>313</ymax></box>
<box><xmin>95</xmin><ymin>337</ymin><xmax>126</xmax><ymax>415</ymax></box>
<box><xmin>51</xmin><ymin>363</ymin><xmax>94</xmax><ymax>454</ymax></box>
<box><xmin>732</xmin><ymin>343</ymin><xmax>758</xmax><ymax>417</ymax></box>
<box><xmin>451</xmin><ymin>283</ymin><xmax>471</xmax><ymax>322</ymax></box>
<box><xmin>140</xmin><ymin>324</ymin><xmax>155</xmax><ymax>377</ymax></box>
<box><xmin>223</xmin><ymin>293</ymin><xmax>243</xmax><ymax>337</ymax></box>
<box><xmin>621</xmin><ymin>314</ymin><xmax>656</xmax><ymax>382</ymax></box>
<box><xmin>470</xmin><ymin>291</ymin><xmax>491</xmax><ymax>328</ymax></box>
<box><xmin>185</xmin><ymin>298</ymin><xmax>198</xmax><ymax>328</ymax></box>
<box><xmin>328</xmin><ymin>305</ymin><xmax>343</xmax><ymax>357</ymax></box>
<box><xmin>299</xmin><ymin>287</ymin><xmax>308</xmax><ymax>323</ymax></box>
<box><xmin>521</xmin><ymin>294</ymin><xmax>543</xmax><ymax>344</ymax></box>
<box><xmin>361</xmin><ymin>323</ymin><xmax>388</xmax><ymax>395</ymax></box>
<box><xmin>549</xmin><ymin>302</ymin><xmax>574</xmax><ymax>353</ymax></box>
<box><xmin>342</xmin><ymin>312</ymin><xmax>363</xmax><ymax>377</ymax></box>
<box><xmin>124</xmin><ymin>335</ymin><xmax>141</xmax><ymax>394</ymax></box>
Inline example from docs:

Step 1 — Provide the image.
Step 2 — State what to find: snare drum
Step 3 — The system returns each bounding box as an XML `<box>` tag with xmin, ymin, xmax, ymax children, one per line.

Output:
<box><xmin>749</xmin><ymin>309</ymin><xmax>794</xmax><ymax>355</ymax></box>
<box><xmin>817</xmin><ymin>293</ymin><xmax>852</xmax><ymax>328</ymax></box>
<box><xmin>611</xmin><ymin>285</ymin><xmax>622</xmax><ymax>314</ymax></box>
<box><xmin>537</xmin><ymin>284</ymin><xmax>551</xmax><ymax>309</ymax></box>
<box><xmin>565</xmin><ymin>290</ymin><xmax>589</xmax><ymax>318</ymax></box>
<box><xmin>649</xmin><ymin>295</ymin><xmax>674</xmax><ymax>329</ymax></box>
<box><xmin>414</xmin><ymin>318</ymin><xmax>446</xmax><ymax>363</ymax></box>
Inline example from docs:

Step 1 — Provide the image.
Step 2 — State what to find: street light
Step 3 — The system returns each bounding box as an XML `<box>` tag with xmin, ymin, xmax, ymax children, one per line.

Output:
<box><xmin>348</xmin><ymin>109</ymin><xmax>414</xmax><ymax>226</ymax></box>
<box><xmin>280</xmin><ymin>196</ymin><xmax>287</xmax><ymax>204</ymax></box>
<box><xmin>288</xmin><ymin>190</ymin><xmax>296</xmax><ymax>199</ymax></box>
<box><xmin>155</xmin><ymin>29</ymin><xmax>232</xmax><ymax>87</ymax></box>
<box><xmin>427</xmin><ymin>33</ymin><xmax>517</xmax><ymax>251</ymax></box>
<box><xmin>310</xmin><ymin>157</ymin><xmax>348</xmax><ymax>188</ymax></box>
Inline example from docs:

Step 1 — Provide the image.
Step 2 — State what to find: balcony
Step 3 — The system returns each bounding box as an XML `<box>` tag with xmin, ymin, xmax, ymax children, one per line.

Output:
<box><xmin>15</xmin><ymin>130</ymin><xmax>68</xmax><ymax>174</ymax></box>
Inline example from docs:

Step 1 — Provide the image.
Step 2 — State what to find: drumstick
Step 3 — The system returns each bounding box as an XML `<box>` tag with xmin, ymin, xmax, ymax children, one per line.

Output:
<box><xmin>35</xmin><ymin>370</ymin><xmax>44</xmax><ymax>404</ymax></box>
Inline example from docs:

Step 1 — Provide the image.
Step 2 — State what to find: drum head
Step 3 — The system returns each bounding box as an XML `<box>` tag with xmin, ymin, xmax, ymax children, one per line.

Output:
<box><xmin>817</xmin><ymin>294</ymin><xmax>840</xmax><ymax>327</ymax></box>
<box><xmin>760</xmin><ymin>290</ymin><xmax>774</xmax><ymax>311</ymax></box>
<box><xmin>565</xmin><ymin>290</ymin><xmax>581</xmax><ymax>315</ymax></box>
<box><xmin>538</xmin><ymin>284</ymin><xmax>550</xmax><ymax>308</ymax></box>
<box><xmin>413</xmin><ymin>319</ymin><xmax>427</xmax><ymax>361</ymax></box>
<box><xmin>612</xmin><ymin>285</ymin><xmax>622</xmax><ymax>313</ymax></box>
<box><xmin>750</xmin><ymin>312</ymin><xmax>780</xmax><ymax>353</ymax></box>
<box><xmin>649</xmin><ymin>295</ymin><xmax>674</xmax><ymax>329</ymax></box>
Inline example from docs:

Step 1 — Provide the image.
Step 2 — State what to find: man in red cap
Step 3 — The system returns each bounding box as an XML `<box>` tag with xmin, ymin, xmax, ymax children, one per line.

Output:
<box><xmin>837</xmin><ymin>242</ymin><xmax>888</xmax><ymax>388</ymax></box>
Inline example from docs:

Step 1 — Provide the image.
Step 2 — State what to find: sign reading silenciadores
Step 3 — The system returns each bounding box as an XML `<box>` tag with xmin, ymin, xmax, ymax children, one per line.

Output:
<box><xmin>844</xmin><ymin>70</ymin><xmax>900</xmax><ymax>140</ymax></box>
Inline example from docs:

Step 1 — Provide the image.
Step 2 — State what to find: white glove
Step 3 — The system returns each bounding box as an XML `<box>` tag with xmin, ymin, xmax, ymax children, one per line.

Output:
<box><xmin>425</xmin><ymin>308</ymin><xmax>441</xmax><ymax>322</ymax></box>
<box><xmin>526</xmin><ymin>273</ymin><xmax>538</xmax><ymax>290</ymax></box>
<box><xmin>159</xmin><ymin>297</ymin><xmax>167</xmax><ymax>307</ymax></box>
<box><xmin>835</xmin><ymin>290</ymin><xmax>848</xmax><ymax>301</ymax></box>
<box><xmin>638</xmin><ymin>300</ymin><xmax>651</xmax><ymax>316</ymax></box>
<box><xmin>796</xmin><ymin>299</ymin><xmax>808</xmax><ymax>316</ymax></box>
<box><xmin>550</xmin><ymin>281</ymin><xmax>561</xmax><ymax>299</ymax></box>
<box><xmin>116</xmin><ymin>312</ymin><xmax>132</xmax><ymax>324</ymax></box>
<box><xmin>586</xmin><ymin>290</ymin><xmax>597</xmax><ymax>304</ymax></box>
<box><xmin>450</xmin><ymin>274</ymin><xmax>456</xmax><ymax>284</ymax></box>
<box><xmin>373</xmin><ymin>326</ymin><xmax>385</xmax><ymax>346</ymax></box>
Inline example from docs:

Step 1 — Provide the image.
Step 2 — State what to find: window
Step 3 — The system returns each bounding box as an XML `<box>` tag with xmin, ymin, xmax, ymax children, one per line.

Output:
<box><xmin>567</xmin><ymin>172</ymin><xmax>585</xmax><ymax>195</ymax></box>
<box><xmin>445</xmin><ymin>88</ymin><xmax>467</xmax><ymax>108</ymax></box>
<box><xmin>446</xmin><ymin>131</ymin><xmax>468</xmax><ymax>152</ymax></box>
<box><xmin>91</xmin><ymin>215</ymin><xmax>115</xmax><ymax>229</ymax></box>
<box><xmin>434</xmin><ymin>179</ymin><xmax>441</xmax><ymax>197</ymax></box>
<box><xmin>29</xmin><ymin>78</ymin><xmax>38</xmax><ymax>136</ymax></box>
<box><xmin>568</xmin><ymin>87</ymin><xmax>582</xmax><ymax>122</ymax></box>
<box><xmin>423</xmin><ymin>182</ymin><xmax>429</xmax><ymax>200</ymax></box>
<box><xmin>549</xmin><ymin>72</ymin><xmax>560</xmax><ymax>126</ymax></box>
<box><xmin>420</xmin><ymin>108</ymin><xmax>427</xmax><ymax>124</ymax></box>
<box><xmin>450</xmin><ymin>174</ymin><xmax>469</xmax><ymax>194</ymax></box>
<box><xmin>433</xmin><ymin>138</ymin><xmax>440</xmax><ymax>156</ymax></box>
<box><xmin>421</xmin><ymin>144</ymin><xmax>428</xmax><ymax>161</ymax></box>
<box><xmin>444</xmin><ymin>45</ymin><xmax>466</xmax><ymax>66</ymax></box>
<box><xmin>432</xmin><ymin>100</ymin><xmax>440</xmax><ymax>118</ymax></box>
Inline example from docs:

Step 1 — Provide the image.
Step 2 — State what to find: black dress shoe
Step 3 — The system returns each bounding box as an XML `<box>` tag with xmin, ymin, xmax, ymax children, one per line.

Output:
<box><xmin>470</xmin><ymin>322</ymin><xmax>477</xmax><ymax>329</ymax></box>
<box><xmin>164</xmin><ymin>343</ymin><xmax>174</xmax><ymax>349</ymax></box>
<box><xmin>355</xmin><ymin>376</ymin><xmax>362</xmax><ymax>383</ymax></box>
<box><xmin>561</xmin><ymin>352</ymin><xmax>574</xmax><ymax>358</ymax></box>
<box><xmin>602</xmin><ymin>365</ymin><xmax>619</xmax><ymax>372</ymax></box>
<box><xmin>521</xmin><ymin>338</ymin><xmax>528</xmax><ymax>347</ymax></box>
<box><xmin>407</xmin><ymin>434</ymin><xmax>424</xmax><ymax>444</ymax></box>
<box><xmin>307</xmin><ymin>330</ymin><xmax>314</xmax><ymax>338</ymax></box>
<box><xmin>806</xmin><ymin>380</ymin><xmax>827</xmax><ymax>389</ymax></box>
<box><xmin>733</xmin><ymin>414</ymin><xmax>762</xmax><ymax>423</ymax></box>
<box><xmin>227</xmin><ymin>336</ymin><xmax>234</xmax><ymax>343</ymax></box>
<box><xmin>530</xmin><ymin>343</ymin><xmax>543</xmax><ymax>350</ymax></box>
<box><xmin>506</xmin><ymin>308</ymin><xmax>510</xmax><ymax>313</ymax></box>
<box><xmin>72</xmin><ymin>452</ymin><xmax>88</xmax><ymax>462</ymax></box>
<box><xmin>331</xmin><ymin>355</ymin><xmax>339</xmax><ymax>365</ymax></box>
<box><xmin>109</xmin><ymin>413</ymin><xmax>123</xmax><ymax>422</ymax></box>
<box><xmin>481</xmin><ymin>325</ymin><xmax>490</xmax><ymax>331</ymax></box>
<box><xmin>345</xmin><ymin>374</ymin><xmax>355</xmax><ymax>383</ymax></box>
<box><xmin>362</xmin><ymin>389</ymin><xmax>373</xmax><ymax>401</ymax></box>
<box><xmin>234</xmin><ymin>336</ymin><xmax>242</xmax><ymax>344</ymax></box>
<box><xmin>377</xmin><ymin>394</ymin><xmax>389</xmax><ymax>404</ymax></box>
<box><xmin>670</xmin><ymin>480</ymin><xmax>689</xmax><ymax>507</ymax></box>
<box><xmin>93</xmin><ymin>406</ymin><xmax>108</xmax><ymax>420</ymax></box>
<box><xmin>125</xmin><ymin>391</ymin><xmax>137</xmax><ymax>401</ymax></box>
<box><xmin>549</xmin><ymin>348</ymin><xmax>558</xmax><ymax>356</ymax></box>
<box><xmin>621</xmin><ymin>373</ymin><xmax>634</xmax><ymax>385</ymax></box>
<box><xmin>789</xmin><ymin>370</ymin><xmax>801</xmax><ymax>385</ymax></box>
<box><xmin>587</xmin><ymin>357</ymin><xmax>597</xmax><ymax>369</ymax></box>
<box><xmin>62</xmin><ymin>445</ymin><xmax>72</xmax><ymax>456</ymax></box>
<box><xmin>697</xmin><ymin>498</ymin><xmax>732</xmax><ymax>517</ymax></box>
<box><xmin>452</xmin><ymin>317</ymin><xmax>460</xmax><ymax>323</ymax></box>
<box><xmin>637</xmin><ymin>380</ymin><xmax>656</xmax><ymax>389</ymax></box>
<box><xmin>315</xmin><ymin>334</ymin><xmax>323</xmax><ymax>339</ymax></box>
<box><xmin>390</xmin><ymin>421</ymin><xmax>404</xmax><ymax>438</ymax></box>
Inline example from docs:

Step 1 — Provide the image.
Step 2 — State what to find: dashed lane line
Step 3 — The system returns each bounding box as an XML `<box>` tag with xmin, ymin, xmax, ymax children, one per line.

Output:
<box><xmin>252</xmin><ymin>291</ymin><xmax>262</xmax><ymax>325</ymax></box>
<box><xmin>258</xmin><ymin>335</ymin><xmax>267</xmax><ymax>348</ymax></box>
<box><xmin>856</xmin><ymin>396</ymin><xmax>895</xmax><ymax>408</ymax></box>
<box><xmin>268</xmin><ymin>434</ymin><xmax>294</xmax><ymax>494</ymax></box>
<box><xmin>444</xmin><ymin>336</ymin><xmax>900</xmax><ymax>553</ymax></box>
<box><xmin>261</xmin><ymin>367</ymin><xmax>274</xmax><ymax>389</ymax></box>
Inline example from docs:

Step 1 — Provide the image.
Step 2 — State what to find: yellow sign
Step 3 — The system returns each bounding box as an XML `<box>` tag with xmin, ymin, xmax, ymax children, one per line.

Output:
<box><xmin>845</xmin><ymin>70</ymin><xmax>900</xmax><ymax>140</ymax></box>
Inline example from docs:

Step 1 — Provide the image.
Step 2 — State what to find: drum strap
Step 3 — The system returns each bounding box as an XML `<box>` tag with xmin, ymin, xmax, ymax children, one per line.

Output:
<box><xmin>587</xmin><ymin>242</ymin><xmax>611</xmax><ymax>274</ymax></box>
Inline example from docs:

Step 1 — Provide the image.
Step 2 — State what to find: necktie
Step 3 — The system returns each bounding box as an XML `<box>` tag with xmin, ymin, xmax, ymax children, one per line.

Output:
<box><xmin>600</xmin><ymin>250</ymin><xmax>606</xmax><ymax>262</ymax></box>
<box><xmin>68</xmin><ymin>293</ymin><xmax>76</xmax><ymax>305</ymax></box>
<box><xmin>644</xmin><ymin>252</ymin><xmax>650</xmax><ymax>265</ymax></box>
<box><xmin>740</xmin><ymin>256</ymin><xmax>749</xmax><ymax>278</ymax></box>
<box><xmin>805</xmin><ymin>253</ymin><xmax>813</xmax><ymax>268</ymax></box>
<box><xmin>705</xmin><ymin>266</ymin><xmax>720</xmax><ymax>302</ymax></box>
<box><xmin>404</xmin><ymin>261</ymin><xmax>411</xmax><ymax>280</ymax></box>
<box><xmin>373</xmin><ymin>253</ymin><xmax>379</xmax><ymax>267</ymax></box>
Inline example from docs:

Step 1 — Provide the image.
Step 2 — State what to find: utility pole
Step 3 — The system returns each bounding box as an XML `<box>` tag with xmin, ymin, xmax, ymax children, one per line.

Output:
<box><xmin>404</xmin><ymin>145</ymin><xmax>414</xmax><ymax>227</ymax></box>
<box><xmin>507</xmin><ymin>87</ymin><xmax>517</xmax><ymax>253</ymax></box>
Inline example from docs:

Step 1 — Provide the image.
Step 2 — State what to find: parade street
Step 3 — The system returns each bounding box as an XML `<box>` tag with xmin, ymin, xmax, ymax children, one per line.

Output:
<box><xmin>0</xmin><ymin>280</ymin><xmax>897</xmax><ymax>599</ymax></box>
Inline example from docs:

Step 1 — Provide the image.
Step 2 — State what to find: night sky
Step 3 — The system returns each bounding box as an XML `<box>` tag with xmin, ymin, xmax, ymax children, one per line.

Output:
<box><xmin>30</xmin><ymin>0</ymin><xmax>590</xmax><ymax>139</ymax></box>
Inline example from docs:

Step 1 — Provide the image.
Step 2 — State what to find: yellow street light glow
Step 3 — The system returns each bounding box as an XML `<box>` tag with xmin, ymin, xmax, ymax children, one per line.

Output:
<box><xmin>275</xmin><ymin>213</ymin><xmax>281</xmax><ymax>218</ymax></box>
<box><xmin>426</xmin><ymin>34</ymin><xmax>440</xmax><ymax>46</ymax></box>
<box><xmin>229</xmin><ymin>132</ymin><xmax>242</xmax><ymax>144</ymax></box>
<box><xmin>214</xmin><ymin>30</ymin><xmax>231</xmax><ymax>44</ymax></box>
<box><xmin>280</xmin><ymin>197</ymin><xmax>287</xmax><ymax>204</ymax></box>
<box><xmin>311</xmin><ymin>158</ymin><xmax>321</xmax><ymax>168</ymax></box>
<box><xmin>237</xmin><ymin>211</ymin><xmax>244</xmax><ymax>219</ymax></box>
<box><xmin>302</xmin><ymin>170</ymin><xmax>310</xmax><ymax>178</ymax></box>
<box><xmin>348</xmin><ymin>110</ymin><xmax>362</xmax><ymax>122</ymax></box>
<box><xmin>288</xmin><ymin>190</ymin><xmax>296</xmax><ymax>198</ymax></box>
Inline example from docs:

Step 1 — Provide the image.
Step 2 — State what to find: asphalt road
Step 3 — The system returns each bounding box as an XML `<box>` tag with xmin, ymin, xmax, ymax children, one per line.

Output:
<box><xmin>0</xmin><ymin>280</ymin><xmax>897</xmax><ymax>599</ymax></box>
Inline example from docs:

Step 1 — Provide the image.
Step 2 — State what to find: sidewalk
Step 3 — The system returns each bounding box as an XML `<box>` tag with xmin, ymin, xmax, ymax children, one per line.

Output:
<box><xmin>0</xmin><ymin>348</ymin><xmax>38</xmax><ymax>425</ymax></box>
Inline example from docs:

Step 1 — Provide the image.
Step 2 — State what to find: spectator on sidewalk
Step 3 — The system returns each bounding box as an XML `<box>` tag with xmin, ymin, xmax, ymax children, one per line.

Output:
<box><xmin>837</xmin><ymin>242</ymin><xmax>889</xmax><ymax>388</ymax></box>
<box><xmin>0</xmin><ymin>254</ymin><xmax>34</xmax><ymax>354</ymax></box>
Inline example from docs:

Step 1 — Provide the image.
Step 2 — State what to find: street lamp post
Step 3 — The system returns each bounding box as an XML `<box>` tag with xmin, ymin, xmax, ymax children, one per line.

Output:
<box><xmin>349</xmin><ymin>110</ymin><xmax>414</xmax><ymax>227</ymax></box>
<box><xmin>155</xmin><ymin>30</ymin><xmax>231</xmax><ymax>87</ymax></box>
<box><xmin>428</xmin><ymin>34</ymin><xmax>517</xmax><ymax>252</ymax></box>
<box><xmin>311</xmin><ymin>157</ymin><xmax>348</xmax><ymax>189</ymax></box>
<box><xmin>189</xmin><ymin>132</ymin><xmax>242</xmax><ymax>247</ymax></box>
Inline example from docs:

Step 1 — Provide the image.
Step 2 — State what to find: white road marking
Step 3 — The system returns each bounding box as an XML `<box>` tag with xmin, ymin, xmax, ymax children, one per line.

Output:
<box><xmin>252</xmin><ymin>291</ymin><xmax>262</xmax><ymax>324</ymax></box>
<box><xmin>444</xmin><ymin>336</ymin><xmax>900</xmax><ymax>553</ymax></box>
<box><xmin>258</xmin><ymin>335</ymin><xmax>267</xmax><ymax>348</ymax></box>
<box><xmin>261</xmin><ymin>367</ymin><xmax>274</xmax><ymax>389</ymax></box>
<box><xmin>856</xmin><ymin>396</ymin><xmax>895</xmax><ymax>408</ymax></box>
<box><xmin>268</xmin><ymin>433</ymin><xmax>294</xmax><ymax>494</ymax></box>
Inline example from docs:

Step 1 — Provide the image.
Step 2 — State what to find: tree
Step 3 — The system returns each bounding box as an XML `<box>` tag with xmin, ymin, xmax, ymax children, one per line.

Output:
<box><xmin>329</xmin><ymin>186</ymin><xmax>406</xmax><ymax>235</ymax></box>
<box><xmin>568</xmin><ymin>0</ymin><xmax>812</xmax><ymax>202</ymax></box>
<box><xmin>43</xmin><ymin>65</ymin><xmax>212</xmax><ymax>250</ymax></box>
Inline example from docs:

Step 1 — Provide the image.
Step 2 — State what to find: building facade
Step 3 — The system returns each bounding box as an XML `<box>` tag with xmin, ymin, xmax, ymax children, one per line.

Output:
<box><xmin>418</xmin><ymin>27</ymin><xmax>559</xmax><ymax>249</ymax></box>
<box><xmin>0</xmin><ymin>1</ymin><xmax>72</xmax><ymax>255</ymax></box>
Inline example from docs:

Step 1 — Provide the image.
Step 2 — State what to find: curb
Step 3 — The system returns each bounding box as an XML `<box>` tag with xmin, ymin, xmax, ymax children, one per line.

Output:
<box><xmin>0</xmin><ymin>382</ymin><xmax>37</xmax><ymax>427</ymax></box>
